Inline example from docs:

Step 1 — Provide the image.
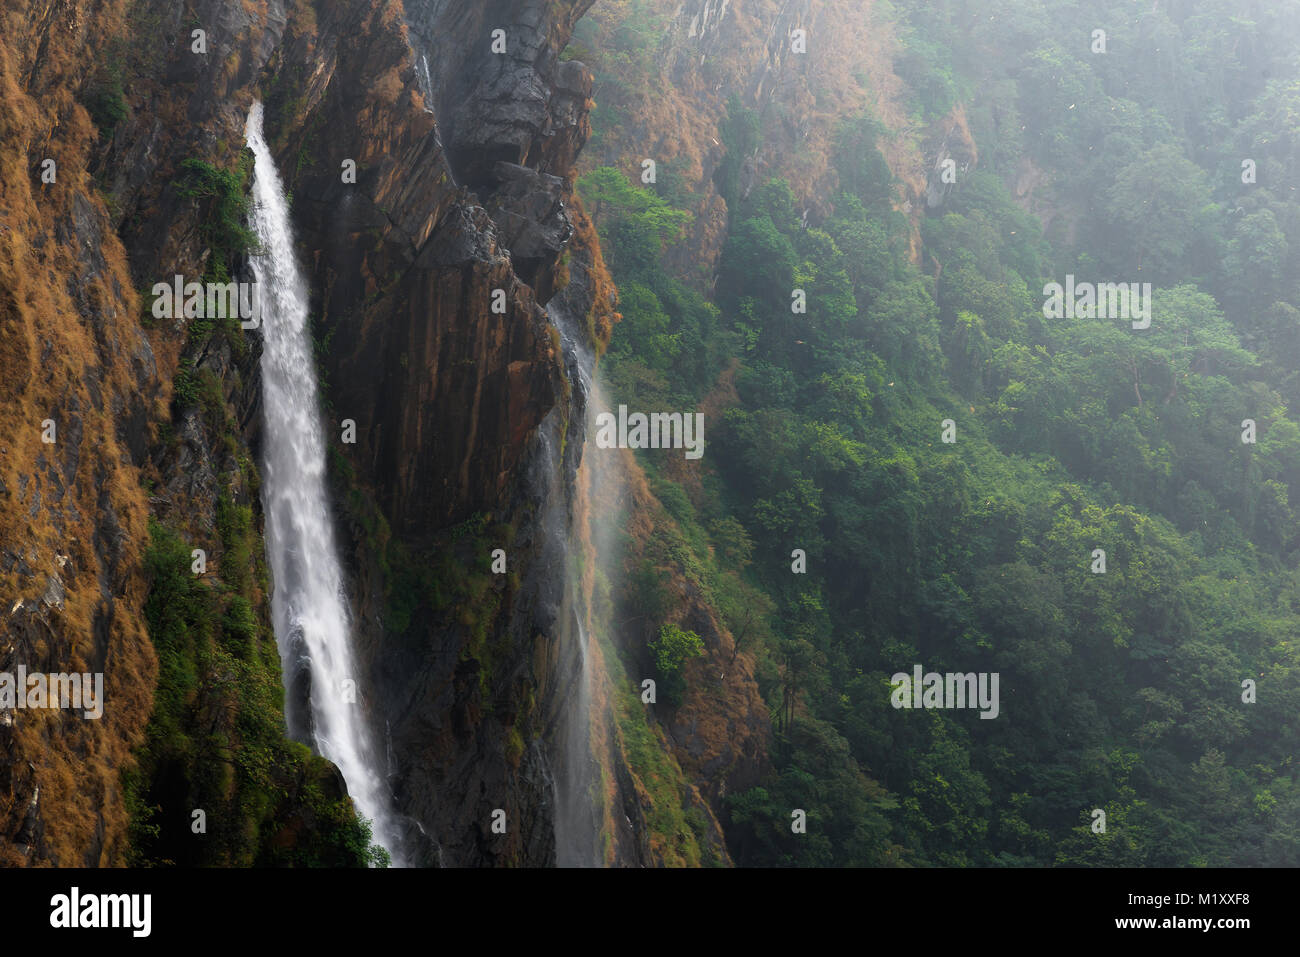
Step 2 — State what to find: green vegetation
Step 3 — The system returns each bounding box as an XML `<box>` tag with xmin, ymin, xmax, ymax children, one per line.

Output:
<box><xmin>127</xmin><ymin>516</ymin><xmax>386</xmax><ymax>866</ymax></box>
<box><xmin>563</xmin><ymin>1</ymin><xmax>671</xmax><ymax>152</ymax></box>
<box><xmin>167</xmin><ymin>153</ymin><xmax>260</xmax><ymax>415</ymax></box>
<box><xmin>587</xmin><ymin>1</ymin><xmax>1300</xmax><ymax>866</ymax></box>
<box><xmin>595</xmin><ymin>626</ymin><xmax>716</xmax><ymax>867</ymax></box>
<box><xmin>649</xmin><ymin>623</ymin><xmax>705</xmax><ymax>706</ymax></box>
<box><xmin>576</xmin><ymin>166</ymin><xmax>727</xmax><ymax>402</ymax></box>
<box><xmin>82</xmin><ymin>57</ymin><xmax>128</xmax><ymax>137</ymax></box>
<box><xmin>175</xmin><ymin>155</ymin><xmax>260</xmax><ymax>284</ymax></box>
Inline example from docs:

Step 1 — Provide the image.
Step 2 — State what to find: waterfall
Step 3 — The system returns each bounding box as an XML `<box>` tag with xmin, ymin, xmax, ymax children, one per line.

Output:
<box><xmin>245</xmin><ymin>101</ymin><xmax>403</xmax><ymax>865</ymax></box>
<box><xmin>548</xmin><ymin>301</ymin><xmax>608</xmax><ymax>866</ymax></box>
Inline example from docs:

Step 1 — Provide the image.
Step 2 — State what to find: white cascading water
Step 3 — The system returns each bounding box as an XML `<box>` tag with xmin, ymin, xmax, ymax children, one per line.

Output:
<box><xmin>246</xmin><ymin>102</ymin><xmax>402</xmax><ymax>864</ymax></box>
<box><xmin>549</xmin><ymin>303</ymin><xmax>603</xmax><ymax>866</ymax></box>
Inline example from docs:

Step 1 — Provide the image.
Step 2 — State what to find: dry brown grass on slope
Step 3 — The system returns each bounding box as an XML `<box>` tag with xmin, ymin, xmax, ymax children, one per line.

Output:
<box><xmin>577</xmin><ymin>0</ymin><xmax>927</xmax><ymax>271</ymax></box>
<box><xmin>0</xmin><ymin>0</ymin><xmax>157</xmax><ymax>867</ymax></box>
<box><xmin>564</xmin><ymin>191</ymin><xmax>621</xmax><ymax>350</ymax></box>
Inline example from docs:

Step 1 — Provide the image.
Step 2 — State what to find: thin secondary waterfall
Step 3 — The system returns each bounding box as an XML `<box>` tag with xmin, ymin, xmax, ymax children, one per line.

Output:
<box><xmin>549</xmin><ymin>303</ymin><xmax>605</xmax><ymax>866</ymax></box>
<box><xmin>245</xmin><ymin>102</ymin><xmax>402</xmax><ymax>864</ymax></box>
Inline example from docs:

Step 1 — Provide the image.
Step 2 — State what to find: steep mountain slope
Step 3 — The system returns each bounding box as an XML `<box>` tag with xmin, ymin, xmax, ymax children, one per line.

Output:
<box><xmin>263</xmin><ymin>0</ymin><xmax>626</xmax><ymax>866</ymax></box>
<box><xmin>574</xmin><ymin>0</ymin><xmax>936</xmax><ymax>276</ymax></box>
<box><xmin>10</xmin><ymin>0</ymin><xmax>1295</xmax><ymax>872</ymax></box>
<box><xmin>2</xmin><ymin>0</ymin><xmax>618</xmax><ymax>867</ymax></box>
<box><xmin>555</xmin><ymin>0</ymin><xmax>938</xmax><ymax>864</ymax></box>
<box><xmin>0</xmin><ymin>0</ymin><xmax>157</xmax><ymax>866</ymax></box>
<box><xmin>575</xmin><ymin>0</ymin><xmax>1300</xmax><ymax>868</ymax></box>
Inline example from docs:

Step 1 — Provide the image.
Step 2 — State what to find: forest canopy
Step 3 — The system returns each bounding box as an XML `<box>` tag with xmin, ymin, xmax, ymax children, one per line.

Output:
<box><xmin>578</xmin><ymin>0</ymin><xmax>1300</xmax><ymax>866</ymax></box>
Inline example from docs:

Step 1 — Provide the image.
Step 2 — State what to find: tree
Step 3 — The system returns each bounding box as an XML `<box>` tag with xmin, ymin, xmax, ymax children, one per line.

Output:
<box><xmin>1100</xmin><ymin>144</ymin><xmax>1214</xmax><ymax>282</ymax></box>
<box><xmin>576</xmin><ymin>167</ymin><xmax>691</xmax><ymax>275</ymax></box>
<box><xmin>650</xmin><ymin>624</ymin><xmax>706</xmax><ymax>706</ymax></box>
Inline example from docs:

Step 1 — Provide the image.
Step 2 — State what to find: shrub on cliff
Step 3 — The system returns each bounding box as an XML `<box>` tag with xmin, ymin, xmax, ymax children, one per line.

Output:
<box><xmin>175</xmin><ymin>156</ymin><xmax>260</xmax><ymax>283</ymax></box>
<box><xmin>650</xmin><ymin>623</ymin><xmax>705</xmax><ymax>707</ymax></box>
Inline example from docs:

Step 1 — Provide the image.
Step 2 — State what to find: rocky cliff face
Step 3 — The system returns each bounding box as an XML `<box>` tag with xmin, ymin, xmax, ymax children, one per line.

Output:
<box><xmin>7</xmin><ymin>0</ymin><xmax>883</xmax><ymax>868</ymax></box>
<box><xmin>256</xmin><ymin>0</ymin><xmax>618</xmax><ymax>865</ymax></box>
<box><xmin>1</xmin><ymin>0</ymin><xmax>367</xmax><ymax>867</ymax></box>
<box><xmin>1</xmin><ymin>0</ymin><xmax>162</xmax><ymax>866</ymax></box>
<box><xmin>2</xmin><ymin>0</ymin><xmax>618</xmax><ymax>867</ymax></box>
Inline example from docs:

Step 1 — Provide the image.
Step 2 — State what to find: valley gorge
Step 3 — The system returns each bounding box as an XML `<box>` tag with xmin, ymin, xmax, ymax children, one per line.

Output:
<box><xmin>5</xmin><ymin>0</ymin><xmax>1300</xmax><ymax>878</ymax></box>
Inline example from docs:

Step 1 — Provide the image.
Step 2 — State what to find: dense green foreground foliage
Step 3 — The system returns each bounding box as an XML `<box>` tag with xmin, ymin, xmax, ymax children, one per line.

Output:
<box><xmin>581</xmin><ymin>0</ymin><xmax>1300</xmax><ymax>865</ymax></box>
<box><xmin>128</xmin><ymin>516</ymin><xmax>387</xmax><ymax>867</ymax></box>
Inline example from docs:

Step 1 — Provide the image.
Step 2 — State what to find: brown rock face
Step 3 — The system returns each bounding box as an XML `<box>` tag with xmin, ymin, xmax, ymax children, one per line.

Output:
<box><xmin>263</xmin><ymin>0</ymin><xmax>618</xmax><ymax>864</ymax></box>
<box><xmin>271</xmin><ymin>0</ymin><xmax>598</xmax><ymax>541</ymax></box>
<box><xmin>2</xmin><ymin>0</ymin><xmax>616</xmax><ymax>867</ymax></box>
<box><xmin>2</xmin><ymin>0</ymin><xmax>784</xmax><ymax>869</ymax></box>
